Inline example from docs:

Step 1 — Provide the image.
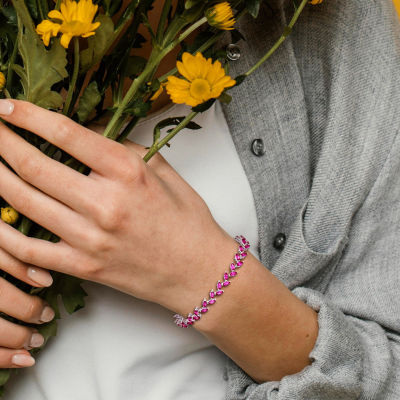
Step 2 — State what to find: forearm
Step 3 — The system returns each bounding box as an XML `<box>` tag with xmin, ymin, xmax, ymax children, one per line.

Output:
<box><xmin>177</xmin><ymin>236</ymin><xmax>319</xmax><ymax>383</ymax></box>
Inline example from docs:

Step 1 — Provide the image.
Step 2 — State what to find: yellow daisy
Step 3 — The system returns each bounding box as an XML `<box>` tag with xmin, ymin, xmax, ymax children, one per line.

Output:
<box><xmin>166</xmin><ymin>52</ymin><xmax>236</xmax><ymax>107</ymax></box>
<box><xmin>36</xmin><ymin>0</ymin><xmax>101</xmax><ymax>48</ymax></box>
<box><xmin>206</xmin><ymin>2</ymin><xmax>236</xmax><ymax>30</ymax></box>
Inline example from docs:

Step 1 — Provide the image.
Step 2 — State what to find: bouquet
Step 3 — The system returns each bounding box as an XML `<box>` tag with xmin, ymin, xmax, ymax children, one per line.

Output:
<box><xmin>0</xmin><ymin>0</ymin><xmax>319</xmax><ymax>393</ymax></box>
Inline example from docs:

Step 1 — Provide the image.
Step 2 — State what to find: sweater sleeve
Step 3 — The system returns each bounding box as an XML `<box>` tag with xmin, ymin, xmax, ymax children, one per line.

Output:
<box><xmin>222</xmin><ymin>93</ymin><xmax>400</xmax><ymax>399</ymax></box>
<box><xmin>222</xmin><ymin>0</ymin><xmax>400</xmax><ymax>398</ymax></box>
<box><xmin>224</xmin><ymin>285</ymin><xmax>398</xmax><ymax>399</ymax></box>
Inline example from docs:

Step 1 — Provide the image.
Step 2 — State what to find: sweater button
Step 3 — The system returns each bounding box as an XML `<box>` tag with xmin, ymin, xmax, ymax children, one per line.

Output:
<box><xmin>273</xmin><ymin>233</ymin><xmax>286</xmax><ymax>251</ymax></box>
<box><xmin>226</xmin><ymin>44</ymin><xmax>241</xmax><ymax>61</ymax></box>
<box><xmin>251</xmin><ymin>138</ymin><xmax>266</xmax><ymax>156</ymax></box>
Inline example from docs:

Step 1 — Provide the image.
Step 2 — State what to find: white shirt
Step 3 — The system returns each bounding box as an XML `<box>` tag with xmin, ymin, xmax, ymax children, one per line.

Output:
<box><xmin>6</xmin><ymin>101</ymin><xmax>260</xmax><ymax>399</ymax></box>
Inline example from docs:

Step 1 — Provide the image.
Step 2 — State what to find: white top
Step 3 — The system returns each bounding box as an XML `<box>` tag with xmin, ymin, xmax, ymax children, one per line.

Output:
<box><xmin>6</xmin><ymin>101</ymin><xmax>260</xmax><ymax>400</ymax></box>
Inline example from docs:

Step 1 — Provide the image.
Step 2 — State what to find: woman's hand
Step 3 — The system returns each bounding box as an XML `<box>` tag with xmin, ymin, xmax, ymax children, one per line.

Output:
<box><xmin>0</xmin><ymin>99</ymin><xmax>238</xmax><ymax>315</ymax></box>
<box><xmin>0</xmin><ymin>246</ymin><xmax>55</xmax><ymax>367</ymax></box>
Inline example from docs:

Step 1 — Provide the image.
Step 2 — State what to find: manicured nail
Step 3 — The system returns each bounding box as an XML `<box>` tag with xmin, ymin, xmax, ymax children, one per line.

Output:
<box><xmin>0</xmin><ymin>100</ymin><xmax>14</xmax><ymax>115</ymax></box>
<box><xmin>11</xmin><ymin>354</ymin><xmax>35</xmax><ymax>367</ymax></box>
<box><xmin>28</xmin><ymin>333</ymin><xmax>44</xmax><ymax>348</ymax></box>
<box><xmin>39</xmin><ymin>306</ymin><xmax>55</xmax><ymax>323</ymax></box>
<box><xmin>27</xmin><ymin>267</ymin><xmax>53</xmax><ymax>287</ymax></box>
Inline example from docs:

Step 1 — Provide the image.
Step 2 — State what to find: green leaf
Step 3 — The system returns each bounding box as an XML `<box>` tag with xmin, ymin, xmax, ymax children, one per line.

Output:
<box><xmin>59</xmin><ymin>275</ymin><xmax>88</xmax><ymax>314</ymax></box>
<box><xmin>76</xmin><ymin>81</ymin><xmax>102</xmax><ymax>123</ymax></box>
<box><xmin>35</xmin><ymin>318</ymin><xmax>58</xmax><ymax>346</ymax></box>
<box><xmin>123</xmin><ymin>56</ymin><xmax>147</xmax><ymax>79</ymax></box>
<box><xmin>233</xmin><ymin>74</ymin><xmax>247</xmax><ymax>86</ymax></box>
<box><xmin>218</xmin><ymin>92</ymin><xmax>232</xmax><ymax>104</ymax></box>
<box><xmin>0</xmin><ymin>370</ymin><xmax>10</xmax><ymax>386</ymax></box>
<box><xmin>80</xmin><ymin>14</ymin><xmax>115</xmax><ymax>73</ymax></box>
<box><xmin>11</xmin><ymin>27</ymin><xmax>68</xmax><ymax>109</ymax></box>
<box><xmin>124</xmin><ymin>99</ymin><xmax>151</xmax><ymax>117</ymax></box>
<box><xmin>245</xmin><ymin>0</ymin><xmax>262</xmax><ymax>18</ymax></box>
<box><xmin>192</xmin><ymin>98</ymin><xmax>216</xmax><ymax>113</ymax></box>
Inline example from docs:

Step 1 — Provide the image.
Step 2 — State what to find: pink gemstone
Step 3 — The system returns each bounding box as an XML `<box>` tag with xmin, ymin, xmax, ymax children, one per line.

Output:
<box><xmin>235</xmin><ymin>253</ymin><xmax>241</xmax><ymax>261</ymax></box>
<box><xmin>194</xmin><ymin>308</ymin><xmax>200</xmax><ymax>315</ymax></box>
<box><xmin>187</xmin><ymin>320</ymin><xmax>194</xmax><ymax>325</ymax></box>
<box><xmin>239</xmin><ymin>246</ymin><xmax>244</xmax><ymax>252</ymax></box>
<box><xmin>193</xmin><ymin>315</ymin><xmax>200</xmax><ymax>320</ymax></box>
<box><xmin>230</xmin><ymin>263</ymin><xmax>236</xmax><ymax>270</ymax></box>
<box><xmin>182</xmin><ymin>323</ymin><xmax>188</xmax><ymax>328</ymax></box>
<box><xmin>202</xmin><ymin>299</ymin><xmax>208</xmax><ymax>307</ymax></box>
<box><xmin>201</xmin><ymin>307</ymin><xmax>208</xmax><ymax>313</ymax></box>
<box><xmin>237</xmin><ymin>260</ymin><xmax>243</xmax><ymax>266</ymax></box>
<box><xmin>216</xmin><ymin>289</ymin><xmax>224</xmax><ymax>295</ymax></box>
<box><xmin>242</xmin><ymin>252</ymin><xmax>248</xmax><ymax>257</ymax></box>
<box><xmin>217</xmin><ymin>280</ymin><xmax>222</xmax><ymax>289</ymax></box>
<box><xmin>241</xmin><ymin>238</ymin><xmax>246</xmax><ymax>244</ymax></box>
<box><xmin>230</xmin><ymin>271</ymin><xmax>238</xmax><ymax>277</ymax></box>
<box><xmin>223</xmin><ymin>280</ymin><xmax>230</xmax><ymax>286</ymax></box>
<box><xmin>224</xmin><ymin>272</ymin><xmax>229</xmax><ymax>280</ymax></box>
<box><xmin>244</xmin><ymin>244</ymin><xmax>250</xmax><ymax>249</ymax></box>
<box><xmin>209</xmin><ymin>289</ymin><xmax>215</xmax><ymax>298</ymax></box>
<box><xmin>208</xmin><ymin>298</ymin><xmax>216</xmax><ymax>304</ymax></box>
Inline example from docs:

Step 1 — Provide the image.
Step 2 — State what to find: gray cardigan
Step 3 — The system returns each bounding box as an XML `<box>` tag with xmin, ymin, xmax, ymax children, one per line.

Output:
<box><xmin>220</xmin><ymin>0</ymin><xmax>400</xmax><ymax>398</ymax></box>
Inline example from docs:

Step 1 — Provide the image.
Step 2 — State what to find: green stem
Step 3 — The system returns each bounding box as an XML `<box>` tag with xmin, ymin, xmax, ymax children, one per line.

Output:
<box><xmin>156</xmin><ymin>0</ymin><xmax>172</xmax><ymax>44</ymax></box>
<box><xmin>63</xmin><ymin>37</ymin><xmax>79</xmax><ymax>116</ymax></box>
<box><xmin>142</xmin><ymin>111</ymin><xmax>197</xmax><ymax>162</ymax></box>
<box><xmin>245</xmin><ymin>0</ymin><xmax>308</xmax><ymax>77</ymax></box>
<box><xmin>102</xmin><ymin>16</ymin><xmax>208</xmax><ymax>140</ymax></box>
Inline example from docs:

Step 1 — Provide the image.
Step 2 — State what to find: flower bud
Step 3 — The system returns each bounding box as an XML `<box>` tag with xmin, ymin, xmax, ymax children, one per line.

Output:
<box><xmin>1</xmin><ymin>207</ymin><xmax>19</xmax><ymax>225</ymax></box>
<box><xmin>205</xmin><ymin>2</ymin><xmax>235</xmax><ymax>31</ymax></box>
<box><xmin>0</xmin><ymin>72</ymin><xmax>5</xmax><ymax>91</ymax></box>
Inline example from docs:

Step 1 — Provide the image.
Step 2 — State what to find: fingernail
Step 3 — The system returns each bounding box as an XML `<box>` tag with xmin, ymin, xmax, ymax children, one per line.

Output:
<box><xmin>27</xmin><ymin>267</ymin><xmax>53</xmax><ymax>287</ymax></box>
<box><xmin>28</xmin><ymin>333</ymin><xmax>44</xmax><ymax>348</ymax></box>
<box><xmin>12</xmin><ymin>354</ymin><xmax>35</xmax><ymax>367</ymax></box>
<box><xmin>39</xmin><ymin>306</ymin><xmax>55</xmax><ymax>323</ymax></box>
<box><xmin>0</xmin><ymin>100</ymin><xmax>14</xmax><ymax>115</ymax></box>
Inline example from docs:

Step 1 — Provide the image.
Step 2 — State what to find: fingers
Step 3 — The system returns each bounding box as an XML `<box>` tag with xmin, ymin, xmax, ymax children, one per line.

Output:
<box><xmin>0</xmin><ymin>277</ymin><xmax>55</xmax><ymax>325</ymax></box>
<box><xmin>0</xmin><ymin>99</ymin><xmax>141</xmax><ymax>178</ymax></box>
<box><xmin>0</xmin><ymin>247</ymin><xmax>53</xmax><ymax>287</ymax></box>
<box><xmin>0</xmin><ymin>349</ymin><xmax>35</xmax><ymax>368</ymax></box>
<box><xmin>0</xmin><ymin>277</ymin><xmax>56</xmax><ymax>368</ymax></box>
<box><xmin>0</xmin><ymin>161</ymin><xmax>92</xmax><ymax>247</ymax></box>
<box><xmin>0</xmin><ymin>220</ymin><xmax>73</xmax><ymax>274</ymax></box>
<box><xmin>0</xmin><ymin>119</ymin><xmax>96</xmax><ymax>214</ymax></box>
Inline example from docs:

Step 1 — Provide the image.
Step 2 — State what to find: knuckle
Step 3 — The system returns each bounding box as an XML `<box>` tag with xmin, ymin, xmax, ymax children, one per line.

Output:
<box><xmin>87</xmin><ymin>231</ymin><xmax>112</xmax><ymax>254</ymax></box>
<box><xmin>54</xmin><ymin>116</ymin><xmax>76</xmax><ymax>147</ymax></box>
<box><xmin>18</xmin><ymin>242</ymin><xmax>37</xmax><ymax>264</ymax></box>
<box><xmin>78</xmin><ymin>260</ymin><xmax>103</xmax><ymax>279</ymax></box>
<box><xmin>12</xmin><ymin>329</ymin><xmax>31</xmax><ymax>349</ymax></box>
<box><xmin>118</xmin><ymin>155</ymin><xmax>146</xmax><ymax>185</ymax></box>
<box><xmin>16</xmin><ymin>154</ymin><xmax>42</xmax><ymax>181</ymax></box>
<box><xmin>93</xmin><ymin>197</ymin><xmax>126</xmax><ymax>232</ymax></box>
<box><xmin>21</xmin><ymin>296</ymin><xmax>43</xmax><ymax>322</ymax></box>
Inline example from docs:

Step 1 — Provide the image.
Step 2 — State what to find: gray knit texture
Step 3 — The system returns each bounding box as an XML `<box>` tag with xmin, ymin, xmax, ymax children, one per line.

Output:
<box><xmin>220</xmin><ymin>0</ymin><xmax>400</xmax><ymax>398</ymax></box>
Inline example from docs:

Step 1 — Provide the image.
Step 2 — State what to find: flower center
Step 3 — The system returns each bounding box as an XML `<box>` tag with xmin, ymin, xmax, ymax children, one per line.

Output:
<box><xmin>190</xmin><ymin>79</ymin><xmax>211</xmax><ymax>100</ymax></box>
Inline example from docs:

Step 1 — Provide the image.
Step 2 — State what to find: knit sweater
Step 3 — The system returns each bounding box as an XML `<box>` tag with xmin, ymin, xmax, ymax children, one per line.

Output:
<box><xmin>219</xmin><ymin>0</ymin><xmax>400</xmax><ymax>398</ymax></box>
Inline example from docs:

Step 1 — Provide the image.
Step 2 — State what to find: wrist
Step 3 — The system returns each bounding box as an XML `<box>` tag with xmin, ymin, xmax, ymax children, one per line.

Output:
<box><xmin>170</xmin><ymin>229</ymin><xmax>241</xmax><ymax>319</ymax></box>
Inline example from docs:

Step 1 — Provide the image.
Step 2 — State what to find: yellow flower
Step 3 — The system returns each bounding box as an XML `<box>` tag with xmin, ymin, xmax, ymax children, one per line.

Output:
<box><xmin>309</xmin><ymin>0</ymin><xmax>323</xmax><ymax>4</ymax></box>
<box><xmin>150</xmin><ymin>83</ymin><xmax>167</xmax><ymax>101</ymax></box>
<box><xmin>36</xmin><ymin>0</ymin><xmax>101</xmax><ymax>48</ymax></box>
<box><xmin>166</xmin><ymin>52</ymin><xmax>236</xmax><ymax>107</ymax></box>
<box><xmin>0</xmin><ymin>72</ymin><xmax>5</xmax><ymax>91</ymax></box>
<box><xmin>1</xmin><ymin>207</ymin><xmax>19</xmax><ymax>225</ymax></box>
<box><xmin>36</xmin><ymin>20</ymin><xmax>61</xmax><ymax>46</ymax></box>
<box><xmin>206</xmin><ymin>2</ymin><xmax>236</xmax><ymax>30</ymax></box>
